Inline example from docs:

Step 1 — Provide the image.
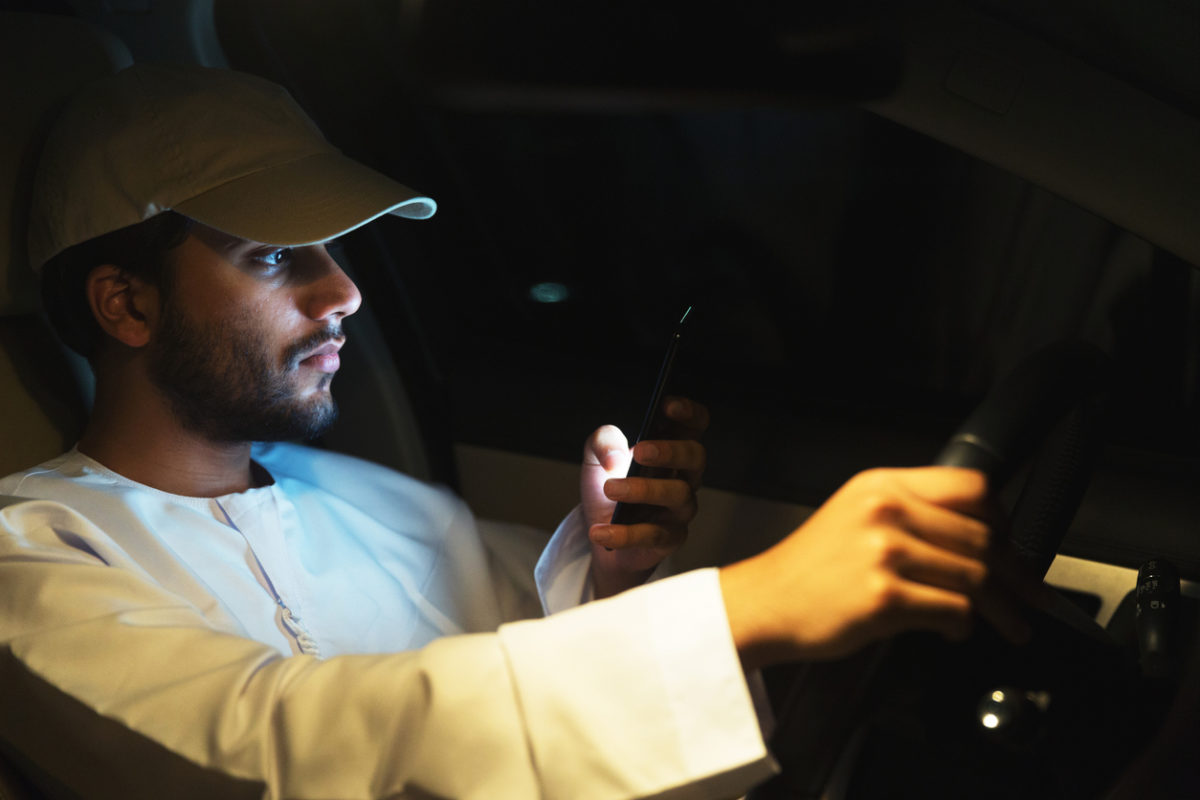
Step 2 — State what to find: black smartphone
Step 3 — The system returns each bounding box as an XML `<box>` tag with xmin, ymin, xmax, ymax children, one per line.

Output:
<box><xmin>610</xmin><ymin>306</ymin><xmax>692</xmax><ymax>526</ymax></box>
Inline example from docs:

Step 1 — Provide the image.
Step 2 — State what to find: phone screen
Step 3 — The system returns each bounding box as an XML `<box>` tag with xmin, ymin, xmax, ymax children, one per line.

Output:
<box><xmin>610</xmin><ymin>306</ymin><xmax>691</xmax><ymax>526</ymax></box>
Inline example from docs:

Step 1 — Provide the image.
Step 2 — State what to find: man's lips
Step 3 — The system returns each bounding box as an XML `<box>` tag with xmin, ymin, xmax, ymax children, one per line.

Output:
<box><xmin>298</xmin><ymin>340</ymin><xmax>344</xmax><ymax>374</ymax></box>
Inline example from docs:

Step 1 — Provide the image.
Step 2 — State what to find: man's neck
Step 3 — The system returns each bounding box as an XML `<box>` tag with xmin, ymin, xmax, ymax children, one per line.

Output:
<box><xmin>80</xmin><ymin>378</ymin><xmax>258</xmax><ymax>498</ymax></box>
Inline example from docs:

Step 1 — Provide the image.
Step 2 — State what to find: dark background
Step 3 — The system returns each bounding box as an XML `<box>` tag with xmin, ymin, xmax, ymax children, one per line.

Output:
<box><xmin>214</xmin><ymin>0</ymin><xmax>1200</xmax><ymax>492</ymax></box>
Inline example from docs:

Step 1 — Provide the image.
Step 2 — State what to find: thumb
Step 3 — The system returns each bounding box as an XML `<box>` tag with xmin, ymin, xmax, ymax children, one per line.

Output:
<box><xmin>584</xmin><ymin>424</ymin><xmax>631</xmax><ymax>474</ymax></box>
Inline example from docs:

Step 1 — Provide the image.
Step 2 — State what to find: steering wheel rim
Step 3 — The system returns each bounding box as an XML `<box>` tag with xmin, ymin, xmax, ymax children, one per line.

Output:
<box><xmin>934</xmin><ymin>340</ymin><xmax>1109</xmax><ymax>578</ymax></box>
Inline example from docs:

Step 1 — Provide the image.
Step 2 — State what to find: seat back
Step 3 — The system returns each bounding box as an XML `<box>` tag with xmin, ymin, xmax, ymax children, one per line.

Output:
<box><xmin>0</xmin><ymin>13</ymin><xmax>131</xmax><ymax>477</ymax></box>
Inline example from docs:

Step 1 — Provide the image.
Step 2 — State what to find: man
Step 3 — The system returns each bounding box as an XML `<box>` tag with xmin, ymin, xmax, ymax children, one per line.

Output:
<box><xmin>0</xmin><ymin>64</ymin><xmax>1025</xmax><ymax>799</ymax></box>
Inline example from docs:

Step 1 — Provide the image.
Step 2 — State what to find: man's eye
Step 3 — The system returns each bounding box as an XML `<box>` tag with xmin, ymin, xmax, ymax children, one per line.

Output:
<box><xmin>254</xmin><ymin>248</ymin><xmax>293</xmax><ymax>270</ymax></box>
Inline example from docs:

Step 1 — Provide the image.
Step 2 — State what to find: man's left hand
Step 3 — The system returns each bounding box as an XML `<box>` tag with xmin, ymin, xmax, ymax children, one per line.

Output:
<box><xmin>579</xmin><ymin>397</ymin><xmax>709</xmax><ymax>599</ymax></box>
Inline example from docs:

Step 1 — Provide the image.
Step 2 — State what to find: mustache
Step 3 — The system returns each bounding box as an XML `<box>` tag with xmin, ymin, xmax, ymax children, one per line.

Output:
<box><xmin>284</xmin><ymin>326</ymin><xmax>344</xmax><ymax>368</ymax></box>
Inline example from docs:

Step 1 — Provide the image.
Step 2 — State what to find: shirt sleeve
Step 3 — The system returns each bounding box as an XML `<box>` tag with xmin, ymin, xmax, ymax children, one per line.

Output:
<box><xmin>535</xmin><ymin>505</ymin><xmax>595</xmax><ymax>613</ymax></box>
<box><xmin>534</xmin><ymin>507</ymin><xmax>777</xmax><ymax>746</ymax></box>
<box><xmin>500</xmin><ymin>569</ymin><xmax>778</xmax><ymax>799</ymax></box>
<box><xmin>535</xmin><ymin>505</ymin><xmax>675</xmax><ymax>615</ymax></box>
<box><xmin>0</xmin><ymin>500</ymin><xmax>776</xmax><ymax>800</ymax></box>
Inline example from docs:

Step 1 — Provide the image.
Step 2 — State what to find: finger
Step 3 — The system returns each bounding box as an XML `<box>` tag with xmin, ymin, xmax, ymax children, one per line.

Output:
<box><xmin>882</xmin><ymin>496</ymin><xmax>991</xmax><ymax>559</ymax></box>
<box><xmin>605</xmin><ymin>496</ymin><xmax>700</xmax><ymax>532</ymax></box>
<box><xmin>605</xmin><ymin>476</ymin><xmax>696</xmax><ymax>511</ymax></box>
<box><xmin>634</xmin><ymin>496</ymin><xmax>700</xmax><ymax>527</ymax></box>
<box><xmin>632</xmin><ymin>439</ymin><xmax>706</xmax><ymax>476</ymax></box>
<box><xmin>584</xmin><ymin>424</ymin><xmax>630</xmax><ymax>472</ymax></box>
<box><xmin>893</xmin><ymin>537</ymin><xmax>1031</xmax><ymax>646</ymax></box>
<box><xmin>590</xmin><ymin>522</ymin><xmax>687</xmax><ymax>551</ymax></box>
<box><xmin>878</xmin><ymin>580</ymin><xmax>974</xmax><ymax>642</ymax></box>
<box><xmin>887</xmin><ymin>466</ymin><xmax>991</xmax><ymax>518</ymax></box>
<box><xmin>892</xmin><ymin>532</ymin><xmax>989</xmax><ymax>596</ymax></box>
<box><xmin>661</xmin><ymin>396</ymin><xmax>710</xmax><ymax>438</ymax></box>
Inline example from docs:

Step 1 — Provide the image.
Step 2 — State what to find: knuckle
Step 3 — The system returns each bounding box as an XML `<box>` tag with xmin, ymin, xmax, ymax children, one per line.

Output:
<box><xmin>853</xmin><ymin>467</ymin><xmax>896</xmax><ymax>492</ymax></box>
<box><xmin>635</xmin><ymin>482</ymin><xmax>659</xmax><ymax>505</ymax></box>
<box><xmin>644</xmin><ymin>526</ymin><xmax>667</xmax><ymax>548</ymax></box>
<box><xmin>638</xmin><ymin>479</ymin><xmax>667</xmax><ymax>503</ymax></box>
<box><xmin>863</xmin><ymin>492</ymin><xmax>905</xmax><ymax>526</ymax></box>
<box><xmin>661</xmin><ymin>440</ymin><xmax>699</xmax><ymax>469</ymax></box>
<box><xmin>666</xmin><ymin>478</ymin><xmax>691</xmax><ymax>506</ymax></box>
<box><xmin>848</xmin><ymin>468</ymin><xmax>882</xmax><ymax>493</ymax></box>
<box><xmin>866</xmin><ymin>572</ymin><xmax>904</xmax><ymax>613</ymax></box>
<box><xmin>623</xmin><ymin>524</ymin><xmax>649</xmax><ymax>548</ymax></box>
<box><xmin>865</xmin><ymin>528</ymin><xmax>906</xmax><ymax>568</ymax></box>
<box><xmin>658</xmin><ymin>478</ymin><xmax>683</xmax><ymax>503</ymax></box>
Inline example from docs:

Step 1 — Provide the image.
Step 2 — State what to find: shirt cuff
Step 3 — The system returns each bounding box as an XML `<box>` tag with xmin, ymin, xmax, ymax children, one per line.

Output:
<box><xmin>535</xmin><ymin>505</ymin><xmax>593</xmax><ymax>614</ymax></box>
<box><xmin>535</xmin><ymin>506</ymin><xmax>680</xmax><ymax>616</ymax></box>
<box><xmin>499</xmin><ymin>568</ymin><xmax>779</xmax><ymax>799</ymax></box>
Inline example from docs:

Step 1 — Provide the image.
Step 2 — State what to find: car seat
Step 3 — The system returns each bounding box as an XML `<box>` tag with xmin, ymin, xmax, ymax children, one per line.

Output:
<box><xmin>0</xmin><ymin>12</ymin><xmax>127</xmax><ymax>480</ymax></box>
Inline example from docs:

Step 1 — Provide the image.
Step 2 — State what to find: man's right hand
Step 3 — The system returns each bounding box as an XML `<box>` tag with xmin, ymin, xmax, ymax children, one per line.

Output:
<box><xmin>719</xmin><ymin>467</ymin><xmax>1032</xmax><ymax>670</ymax></box>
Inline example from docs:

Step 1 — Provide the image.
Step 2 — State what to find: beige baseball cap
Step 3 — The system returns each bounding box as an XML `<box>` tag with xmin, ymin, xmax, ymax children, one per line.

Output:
<box><xmin>27</xmin><ymin>63</ymin><xmax>436</xmax><ymax>271</ymax></box>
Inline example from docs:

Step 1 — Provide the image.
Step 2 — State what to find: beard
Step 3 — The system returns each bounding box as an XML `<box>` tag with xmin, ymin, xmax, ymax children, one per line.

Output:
<box><xmin>147</xmin><ymin>296</ymin><xmax>340</xmax><ymax>443</ymax></box>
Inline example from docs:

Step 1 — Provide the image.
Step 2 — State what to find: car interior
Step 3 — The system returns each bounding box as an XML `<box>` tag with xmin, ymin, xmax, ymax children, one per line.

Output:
<box><xmin>0</xmin><ymin>1</ymin><xmax>1197</xmax><ymax>797</ymax></box>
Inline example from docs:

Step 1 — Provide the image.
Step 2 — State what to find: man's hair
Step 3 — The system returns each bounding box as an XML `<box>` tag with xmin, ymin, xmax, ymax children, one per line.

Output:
<box><xmin>39</xmin><ymin>212</ymin><xmax>194</xmax><ymax>360</ymax></box>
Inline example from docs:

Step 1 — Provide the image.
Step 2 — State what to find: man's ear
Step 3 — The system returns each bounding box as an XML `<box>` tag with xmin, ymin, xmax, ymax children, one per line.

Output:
<box><xmin>85</xmin><ymin>265</ymin><xmax>160</xmax><ymax>349</ymax></box>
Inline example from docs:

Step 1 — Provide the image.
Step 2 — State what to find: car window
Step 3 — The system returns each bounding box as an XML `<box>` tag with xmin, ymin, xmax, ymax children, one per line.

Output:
<box><xmin>361</xmin><ymin>107</ymin><xmax>1190</xmax><ymax>489</ymax></box>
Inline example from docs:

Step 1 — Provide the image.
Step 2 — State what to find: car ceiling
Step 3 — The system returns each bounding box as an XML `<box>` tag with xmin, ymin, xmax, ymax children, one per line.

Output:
<box><xmin>973</xmin><ymin>0</ymin><xmax>1200</xmax><ymax>118</ymax></box>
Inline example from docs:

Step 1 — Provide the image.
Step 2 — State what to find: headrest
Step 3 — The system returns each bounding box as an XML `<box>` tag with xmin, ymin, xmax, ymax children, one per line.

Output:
<box><xmin>0</xmin><ymin>12</ymin><xmax>132</xmax><ymax>316</ymax></box>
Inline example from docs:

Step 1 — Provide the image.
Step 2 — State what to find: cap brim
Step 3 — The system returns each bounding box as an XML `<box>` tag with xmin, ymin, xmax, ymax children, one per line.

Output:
<box><xmin>171</xmin><ymin>150</ymin><xmax>436</xmax><ymax>246</ymax></box>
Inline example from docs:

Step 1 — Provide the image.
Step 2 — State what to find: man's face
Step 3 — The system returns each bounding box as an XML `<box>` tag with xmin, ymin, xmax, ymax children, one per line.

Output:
<box><xmin>146</xmin><ymin>224</ymin><xmax>362</xmax><ymax>443</ymax></box>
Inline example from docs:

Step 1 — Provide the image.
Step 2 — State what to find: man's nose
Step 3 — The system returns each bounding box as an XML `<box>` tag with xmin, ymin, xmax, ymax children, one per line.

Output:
<box><xmin>304</xmin><ymin>251</ymin><xmax>363</xmax><ymax>322</ymax></box>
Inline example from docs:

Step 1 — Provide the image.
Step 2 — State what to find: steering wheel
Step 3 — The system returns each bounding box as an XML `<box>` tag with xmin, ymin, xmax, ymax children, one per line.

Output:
<box><xmin>751</xmin><ymin>341</ymin><xmax>1161</xmax><ymax>800</ymax></box>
